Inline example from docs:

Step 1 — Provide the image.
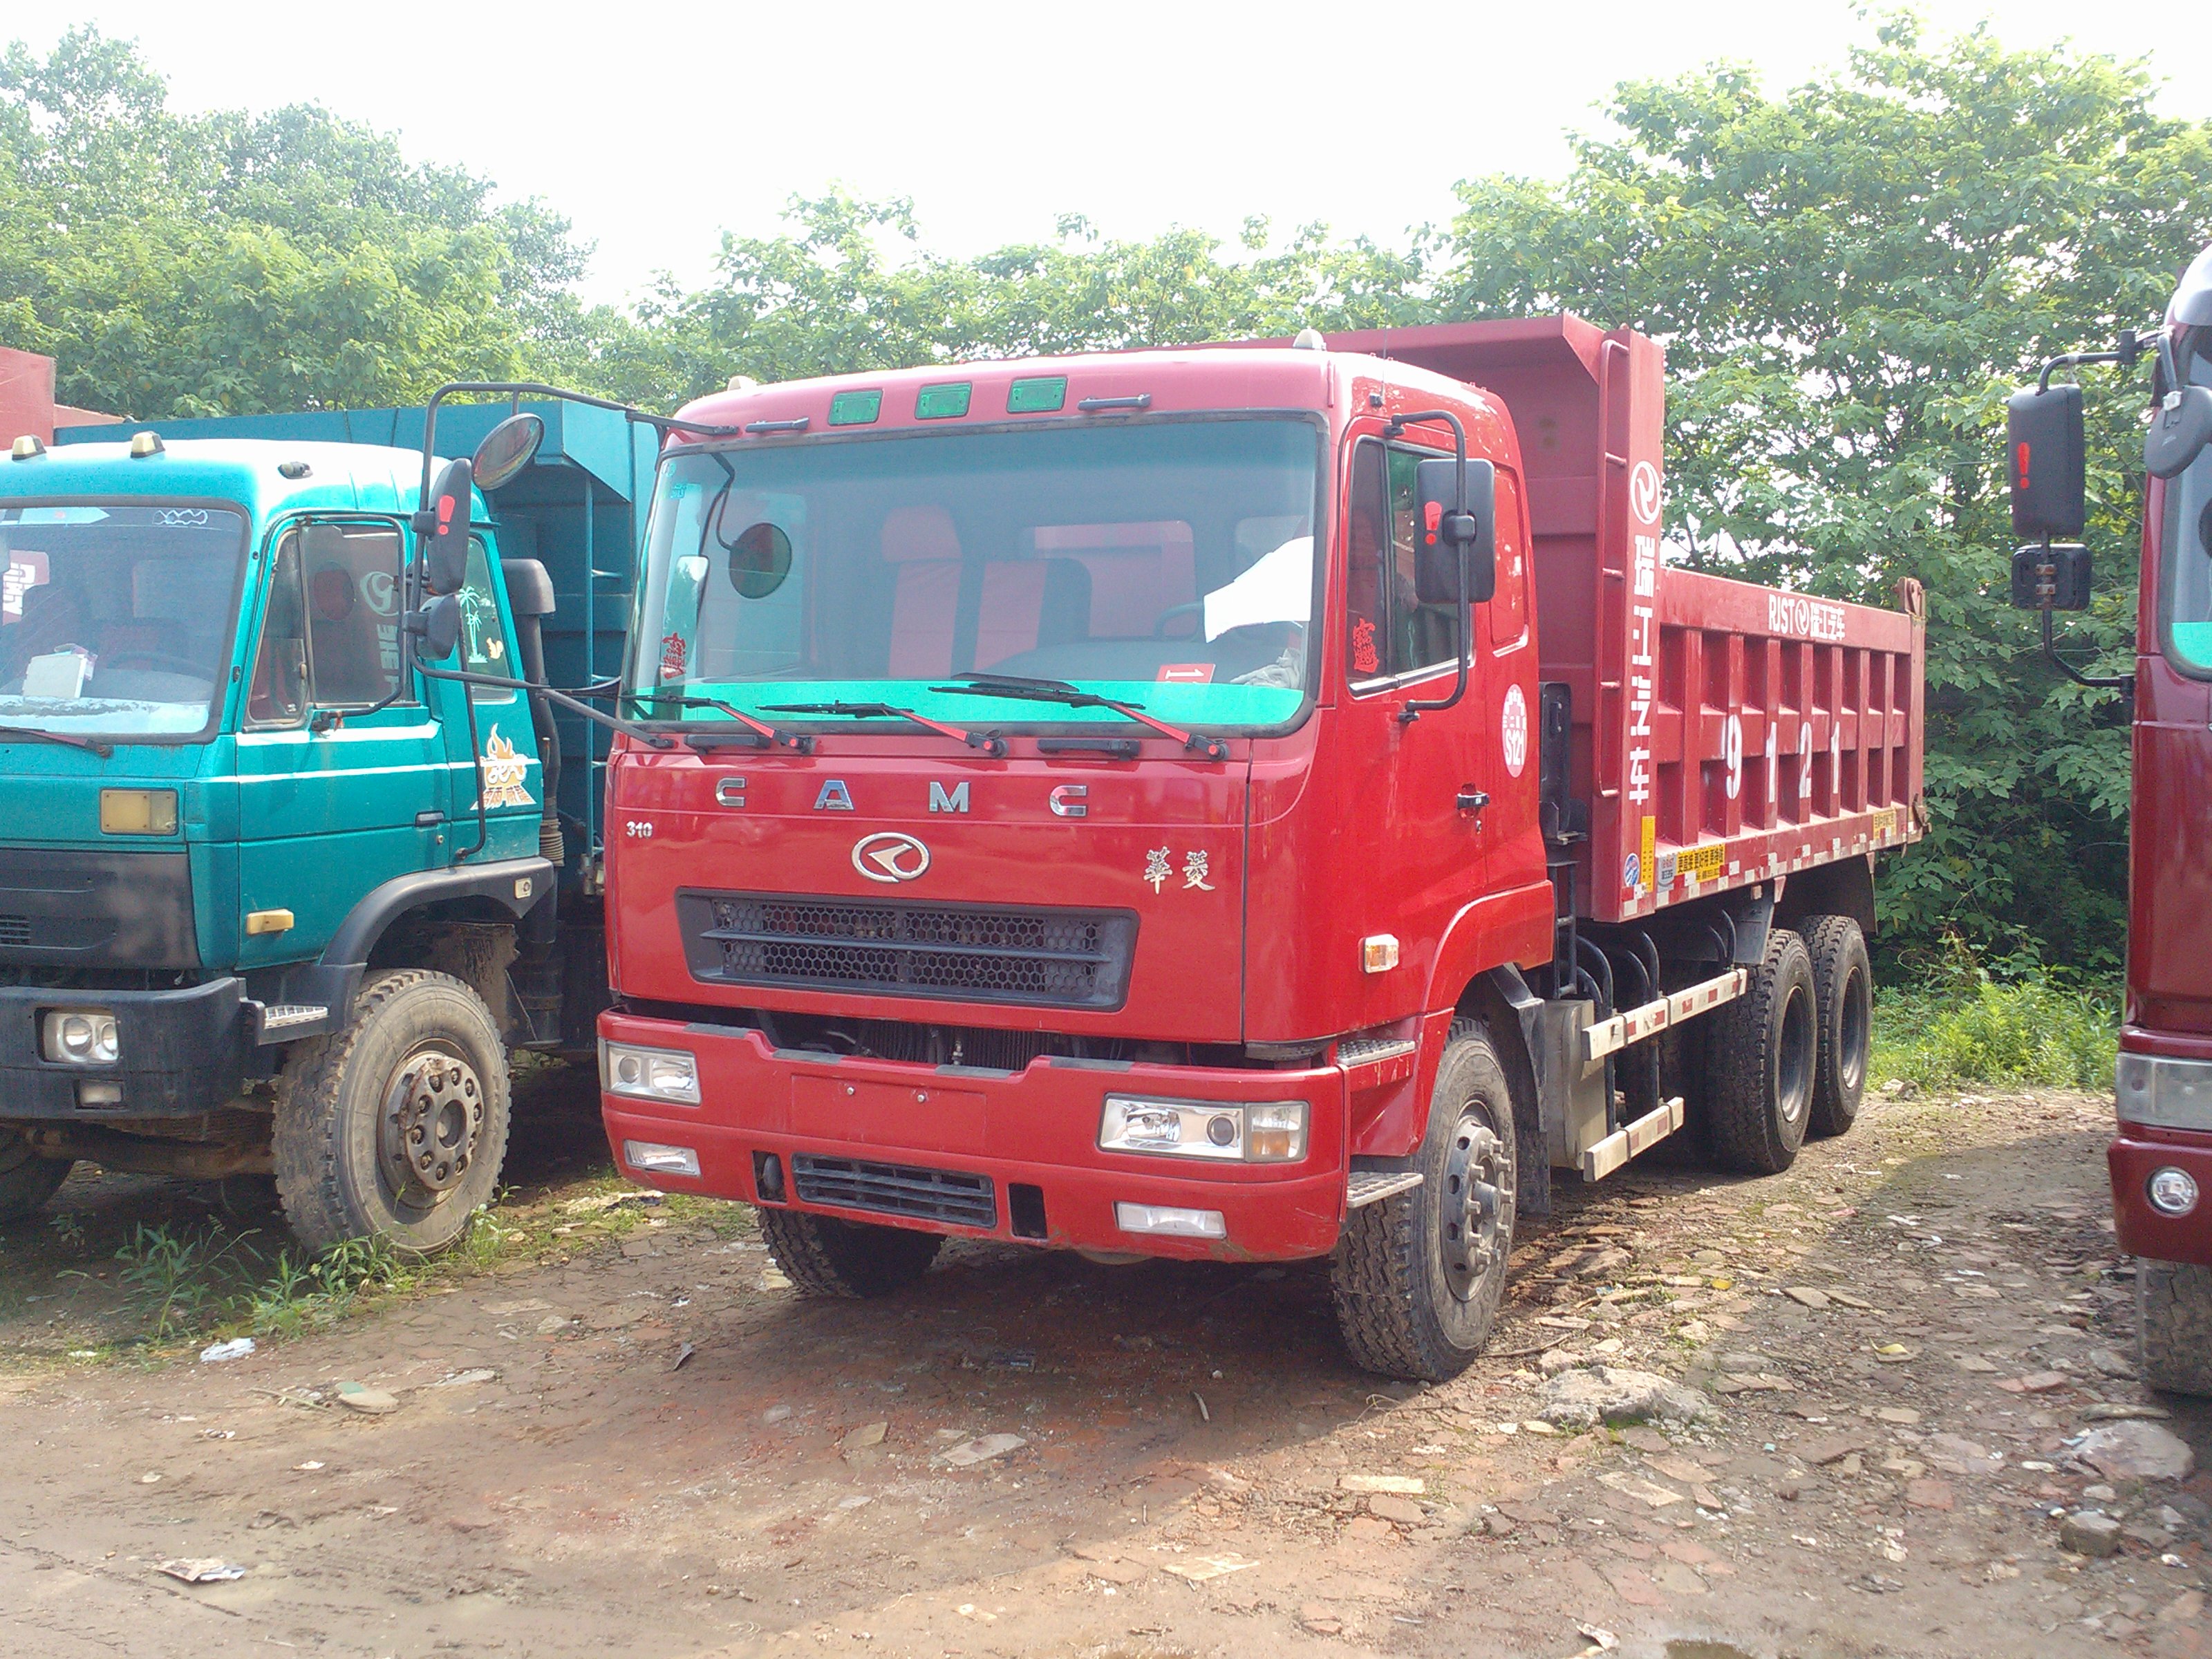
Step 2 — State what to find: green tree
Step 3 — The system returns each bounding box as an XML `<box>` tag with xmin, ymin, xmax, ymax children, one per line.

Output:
<box><xmin>0</xmin><ymin>26</ymin><xmax>588</xmax><ymax>417</ymax></box>
<box><xmin>1441</xmin><ymin>16</ymin><xmax>2212</xmax><ymax>968</ymax></box>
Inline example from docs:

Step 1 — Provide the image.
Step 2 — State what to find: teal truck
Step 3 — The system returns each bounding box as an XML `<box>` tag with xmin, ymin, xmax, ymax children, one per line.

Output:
<box><xmin>0</xmin><ymin>400</ymin><xmax>655</xmax><ymax>1249</ymax></box>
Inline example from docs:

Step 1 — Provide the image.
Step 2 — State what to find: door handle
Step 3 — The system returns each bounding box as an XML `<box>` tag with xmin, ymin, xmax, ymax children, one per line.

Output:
<box><xmin>1455</xmin><ymin>787</ymin><xmax>1490</xmax><ymax>818</ymax></box>
<box><xmin>415</xmin><ymin>809</ymin><xmax>447</xmax><ymax>827</ymax></box>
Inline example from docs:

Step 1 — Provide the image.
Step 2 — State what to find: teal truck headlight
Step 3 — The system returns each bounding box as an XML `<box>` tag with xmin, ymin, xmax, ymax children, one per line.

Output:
<box><xmin>600</xmin><ymin>1040</ymin><xmax>700</xmax><ymax>1104</ymax></box>
<box><xmin>99</xmin><ymin>789</ymin><xmax>178</xmax><ymax>836</ymax></box>
<box><xmin>42</xmin><ymin>1008</ymin><xmax>119</xmax><ymax>1065</ymax></box>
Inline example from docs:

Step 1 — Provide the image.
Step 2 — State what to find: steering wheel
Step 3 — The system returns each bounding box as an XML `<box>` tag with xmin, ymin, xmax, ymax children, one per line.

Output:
<box><xmin>102</xmin><ymin>652</ymin><xmax>205</xmax><ymax>679</ymax></box>
<box><xmin>1152</xmin><ymin>602</ymin><xmax>1203</xmax><ymax>639</ymax></box>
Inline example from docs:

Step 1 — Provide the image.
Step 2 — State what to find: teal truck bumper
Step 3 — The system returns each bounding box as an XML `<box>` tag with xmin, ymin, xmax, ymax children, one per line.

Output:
<box><xmin>0</xmin><ymin>977</ymin><xmax>253</xmax><ymax>1118</ymax></box>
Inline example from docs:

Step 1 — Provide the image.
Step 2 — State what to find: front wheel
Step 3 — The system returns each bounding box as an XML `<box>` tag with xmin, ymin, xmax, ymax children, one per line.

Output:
<box><xmin>1331</xmin><ymin>1020</ymin><xmax>1519</xmax><ymax>1382</ymax></box>
<box><xmin>758</xmin><ymin>1207</ymin><xmax>943</xmax><ymax>1297</ymax></box>
<box><xmin>2139</xmin><ymin>1259</ymin><xmax>2212</xmax><ymax>1396</ymax></box>
<box><xmin>272</xmin><ymin>969</ymin><xmax>511</xmax><ymax>1253</ymax></box>
<box><xmin>0</xmin><ymin>1135</ymin><xmax>72</xmax><ymax>1222</ymax></box>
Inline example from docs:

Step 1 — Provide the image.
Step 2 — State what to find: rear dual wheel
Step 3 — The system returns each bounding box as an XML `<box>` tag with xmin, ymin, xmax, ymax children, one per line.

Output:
<box><xmin>1803</xmin><ymin>915</ymin><xmax>1871</xmax><ymax>1138</ymax></box>
<box><xmin>1331</xmin><ymin>1020</ymin><xmax>1518</xmax><ymax>1382</ymax></box>
<box><xmin>1708</xmin><ymin>928</ymin><xmax>1818</xmax><ymax>1174</ymax></box>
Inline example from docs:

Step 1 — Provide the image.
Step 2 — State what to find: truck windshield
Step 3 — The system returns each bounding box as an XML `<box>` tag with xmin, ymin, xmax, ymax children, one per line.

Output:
<box><xmin>2162</xmin><ymin>336</ymin><xmax>2212</xmax><ymax>674</ymax></box>
<box><xmin>0</xmin><ymin>504</ymin><xmax>247</xmax><ymax>740</ymax></box>
<box><xmin>629</xmin><ymin>418</ymin><xmax>1321</xmax><ymax>733</ymax></box>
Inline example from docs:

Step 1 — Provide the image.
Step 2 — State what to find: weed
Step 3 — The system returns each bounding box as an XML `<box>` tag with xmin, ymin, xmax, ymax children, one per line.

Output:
<box><xmin>113</xmin><ymin>1222</ymin><xmax>254</xmax><ymax>1341</ymax></box>
<box><xmin>46</xmin><ymin>1209</ymin><xmax>85</xmax><ymax>1253</ymax></box>
<box><xmin>1873</xmin><ymin>968</ymin><xmax>2118</xmax><ymax>1091</ymax></box>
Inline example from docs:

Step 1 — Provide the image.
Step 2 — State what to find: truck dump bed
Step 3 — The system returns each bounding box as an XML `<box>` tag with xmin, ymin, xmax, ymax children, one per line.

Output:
<box><xmin>1315</xmin><ymin>317</ymin><xmax>1925</xmax><ymax>924</ymax></box>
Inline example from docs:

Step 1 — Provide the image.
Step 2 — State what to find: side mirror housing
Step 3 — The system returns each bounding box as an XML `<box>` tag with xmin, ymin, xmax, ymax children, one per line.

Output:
<box><xmin>2147</xmin><ymin>384</ymin><xmax>2212</xmax><ymax>480</ymax></box>
<box><xmin>409</xmin><ymin>592</ymin><xmax>465</xmax><ymax>659</ymax></box>
<box><xmin>420</xmin><ymin>457</ymin><xmax>474</xmax><ymax>596</ymax></box>
<box><xmin>2007</xmin><ymin>384</ymin><xmax>2086</xmax><ymax>539</ymax></box>
<box><xmin>2010</xmin><ymin>543</ymin><xmax>2092</xmax><ymax>611</ymax></box>
<box><xmin>1412</xmin><ymin>457</ymin><xmax>1497</xmax><ymax>605</ymax></box>
<box><xmin>471</xmin><ymin>413</ymin><xmax>545</xmax><ymax>491</ymax></box>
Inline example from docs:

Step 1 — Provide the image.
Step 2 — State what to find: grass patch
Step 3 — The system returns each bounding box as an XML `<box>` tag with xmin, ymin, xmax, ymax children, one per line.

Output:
<box><xmin>1873</xmin><ymin>965</ymin><xmax>2117</xmax><ymax>1091</ymax></box>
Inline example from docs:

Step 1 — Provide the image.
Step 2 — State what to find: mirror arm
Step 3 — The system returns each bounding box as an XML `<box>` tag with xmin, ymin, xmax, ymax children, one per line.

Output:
<box><xmin>2036</xmin><ymin>329</ymin><xmax>2149</xmax><ymax>395</ymax></box>
<box><xmin>414</xmin><ymin>662</ymin><xmax>679</xmax><ymax>749</ymax></box>
<box><xmin>2039</xmin><ymin>606</ymin><xmax>2132</xmax><ymax>694</ymax></box>
<box><xmin>1391</xmin><ymin>408</ymin><xmax>1474</xmax><ymax>723</ymax></box>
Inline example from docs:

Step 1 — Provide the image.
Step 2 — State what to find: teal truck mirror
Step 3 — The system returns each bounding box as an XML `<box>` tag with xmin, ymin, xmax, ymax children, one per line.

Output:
<box><xmin>471</xmin><ymin>413</ymin><xmax>544</xmax><ymax>491</ymax></box>
<box><xmin>412</xmin><ymin>592</ymin><xmax>464</xmax><ymax>659</ymax></box>
<box><xmin>421</xmin><ymin>456</ymin><xmax>474</xmax><ymax>596</ymax></box>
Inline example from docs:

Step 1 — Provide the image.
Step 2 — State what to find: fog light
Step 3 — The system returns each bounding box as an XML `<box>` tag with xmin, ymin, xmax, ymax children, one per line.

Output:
<box><xmin>1115</xmin><ymin>1201</ymin><xmax>1226</xmax><ymax>1239</ymax></box>
<box><xmin>2148</xmin><ymin>1166</ymin><xmax>2200</xmax><ymax>1217</ymax></box>
<box><xmin>41</xmin><ymin>1008</ymin><xmax>118</xmax><ymax>1065</ymax></box>
<box><xmin>601</xmin><ymin>1040</ymin><xmax>700</xmax><ymax>1103</ymax></box>
<box><xmin>76</xmin><ymin>1080</ymin><xmax>122</xmax><ymax>1108</ymax></box>
<box><xmin>623</xmin><ymin>1140</ymin><xmax>701</xmax><ymax>1179</ymax></box>
<box><xmin>100</xmin><ymin>789</ymin><xmax>178</xmax><ymax>835</ymax></box>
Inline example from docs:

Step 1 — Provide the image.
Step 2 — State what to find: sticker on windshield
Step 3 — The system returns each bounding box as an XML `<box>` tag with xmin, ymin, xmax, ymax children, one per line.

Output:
<box><xmin>658</xmin><ymin>632</ymin><xmax>688</xmax><ymax>680</ymax></box>
<box><xmin>1157</xmin><ymin>664</ymin><xmax>1215</xmax><ymax>684</ymax></box>
<box><xmin>469</xmin><ymin>726</ymin><xmax>536</xmax><ymax>812</ymax></box>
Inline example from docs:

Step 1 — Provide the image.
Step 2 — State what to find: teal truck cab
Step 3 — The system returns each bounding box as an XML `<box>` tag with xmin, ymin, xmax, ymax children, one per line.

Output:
<box><xmin>0</xmin><ymin>402</ymin><xmax>649</xmax><ymax>1248</ymax></box>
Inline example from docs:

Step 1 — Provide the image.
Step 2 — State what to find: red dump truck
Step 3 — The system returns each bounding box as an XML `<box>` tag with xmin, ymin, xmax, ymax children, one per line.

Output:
<box><xmin>2009</xmin><ymin>241</ymin><xmax>2212</xmax><ymax>1394</ymax></box>
<box><xmin>594</xmin><ymin>317</ymin><xmax>1926</xmax><ymax>1380</ymax></box>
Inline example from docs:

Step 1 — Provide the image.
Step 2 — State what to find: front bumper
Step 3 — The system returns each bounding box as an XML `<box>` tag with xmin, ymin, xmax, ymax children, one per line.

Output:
<box><xmin>2110</xmin><ymin>1123</ymin><xmax>2212</xmax><ymax>1266</ymax></box>
<box><xmin>0</xmin><ymin>977</ymin><xmax>249</xmax><ymax>1120</ymax></box>
<box><xmin>597</xmin><ymin>1009</ymin><xmax>1349</xmax><ymax>1260</ymax></box>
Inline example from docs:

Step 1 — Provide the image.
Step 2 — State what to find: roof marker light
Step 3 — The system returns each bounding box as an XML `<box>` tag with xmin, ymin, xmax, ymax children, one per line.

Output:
<box><xmin>1006</xmin><ymin>376</ymin><xmax>1067</xmax><ymax>414</ymax></box>
<box><xmin>1292</xmin><ymin>327</ymin><xmax>1327</xmax><ymax>350</ymax></box>
<box><xmin>129</xmin><ymin>431</ymin><xmax>165</xmax><ymax>458</ymax></box>
<box><xmin>10</xmin><ymin>435</ymin><xmax>43</xmax><ymax>460</ymax></box>
<box><xmin>830</xmin><ymin>390</ymin><xmax>882</xmax><ymax>426</ymax></box>
<box><xmin>277</xmin><ymin>460</ymin><xmax>312</xmax><ymax>480</ymax></box>
<box><xmin>915</xmin><ymin>382</ymin><xmax>973</xmax><ymax>420</ymax></box>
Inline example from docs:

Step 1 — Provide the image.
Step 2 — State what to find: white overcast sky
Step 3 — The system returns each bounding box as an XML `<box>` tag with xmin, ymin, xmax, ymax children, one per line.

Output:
<box><xmin>19</xmin><ymin>1</ymin><xmax>2212</xmax><ymax>307</ymax></box>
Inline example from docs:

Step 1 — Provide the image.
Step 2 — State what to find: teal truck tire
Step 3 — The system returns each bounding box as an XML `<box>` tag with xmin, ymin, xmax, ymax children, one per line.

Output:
<box><xmin>1331</xmin><ymin>1019</ymin><xmax>1519</xmax><ymax>1382</ymax></box>
<box><xmin>0</xmin><ymin>1136</ymin><xmax>72</xmax><ymax>1221</ymax></box>
<box><xmin>273</xmin><ymin>969</ymin><xmax>511</xmax><ymax>1254</ymax></box>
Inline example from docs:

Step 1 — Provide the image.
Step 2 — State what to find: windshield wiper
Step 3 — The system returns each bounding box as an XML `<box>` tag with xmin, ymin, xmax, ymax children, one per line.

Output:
<box><xmin>762</xmin><ymin>700</ymin><xmax>1008</xmax><ymax>757</ymax></box>
<box><xmin>930</xmin><ymin>673</ymin><xmax>1228</xmax><ymax>760</ymax></box>
<box><xmin>626</xmin><ymin>691</ymin><xmax>812</xmax><ymax>753</ymax></box>
<box><xmin>0</xmin><ymin>723</ymin><xmax>113</xmax><ymax>758</ymax></box>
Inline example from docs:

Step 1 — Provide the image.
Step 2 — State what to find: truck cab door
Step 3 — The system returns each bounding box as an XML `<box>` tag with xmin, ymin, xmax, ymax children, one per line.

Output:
<box><xmin>234</xmin><ymin>518</ymin><xmax>448</xmax><ymax>967</ymax></box>
<box><xmin>434</xmin><ymin>535</ymin><xmax>543</xmax><ymax>860</ymax></box>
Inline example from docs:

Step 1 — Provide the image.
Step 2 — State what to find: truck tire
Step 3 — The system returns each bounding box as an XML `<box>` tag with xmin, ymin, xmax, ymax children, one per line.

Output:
<box><xmin>1707</xmin><ymin>928</ymin><xmax>1817</xmax><ymax>1175</ymax></box>
<box><xmin>2139</xmin><ymin>1259</ymin><xmax>2212</xmax><ymax>1396</ymax></box>
<box><xmin>0</xmin><ymin>1137</ymin><xmax>72</xmax><ymax>1221</ymax></box>
<box><xmin>272</xmin><ymin>969</ymin><xmax>511</xmax><ymax>1254</ymax></box>
<box><xmin>1803</xmin><ymin>915</ymin><xmax>1871</xmax><ymax>1139</ymax></box>
<box><xmin>758</xmin><ymin>1207</ymin><xmax>942</xmax><ymax>1297</ymax></box>
<box><xmin>1331</xmin><ymin>1019</ymin><xmax>1519</xmax><ymax>1382</ymax></box>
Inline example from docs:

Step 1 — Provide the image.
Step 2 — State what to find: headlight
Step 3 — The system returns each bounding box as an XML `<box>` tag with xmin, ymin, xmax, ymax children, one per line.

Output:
<box><xmin>1098</xmin><ymin>1096</ymin><xmax>1307</xmax><ymax>1163</ymax></box>
<box><xmin>2117</xmin><ymin>1051</ymin><xmax>2212</xmax><ymax>1131</ymax></box>
<box><xmin>41</xmin><ymin>1008</ymin><xmax>118</xmax><ymax>1065</ymax></box>
<box><xmin>99</xmin><ymin>789</ymin><xmax>178</xmax><ymax>835</ymax></box>
<box><xmin>600</xmin><ymin>1040</ymin><xmax>700</xmax><ymax>1104</ymax></box>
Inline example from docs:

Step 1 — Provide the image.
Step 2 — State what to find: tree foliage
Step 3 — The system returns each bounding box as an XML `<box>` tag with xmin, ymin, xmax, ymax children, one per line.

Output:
<box><xmin>3</xmin><ymin>18</ymin><xmax>2205</xmax><ymax>965</ymax></box>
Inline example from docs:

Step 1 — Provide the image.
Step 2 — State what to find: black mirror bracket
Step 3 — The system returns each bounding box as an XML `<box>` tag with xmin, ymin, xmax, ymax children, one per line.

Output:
<box><xmin>1387</xmin><ymin>408</ymin><xmax>1474</xmax><ymax>724</ymax></box>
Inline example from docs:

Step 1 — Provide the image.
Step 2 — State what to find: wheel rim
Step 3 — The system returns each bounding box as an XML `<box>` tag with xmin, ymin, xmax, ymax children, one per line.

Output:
<box><xmin>1440</xmin><ymin>1105</ymin><xmax>1508</xmax><ymax>1304</ymax></box>
<box><xmin>1839</xmin><ymin>966</ymin><xmax>1871</xmax><ymax>1093</ymax></box>
<box><xmin>379</xmin><ymin>1042</ymin><xmax>485</xmax><ymax>1210</ymax></box>
<box><xmin>1777</xmin><ymin>983</ymin><xmax>1815</xmax><ymax>1128</ymax></box>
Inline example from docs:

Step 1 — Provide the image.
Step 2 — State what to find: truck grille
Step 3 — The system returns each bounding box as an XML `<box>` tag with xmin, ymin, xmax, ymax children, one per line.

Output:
<box><xmin>0</xmin><ymin>917</ymin><xmax>28</xmax><ymax>948</ymax></box>
<box><xmin>789</xmin><ymin>1153</ymin><xmax>997</xmax><ymax>1229</ymax></box>
<box><xmin>678</xmin><ymin>892</ymin><xmax>1136</xmax><ymax>1010</ymax></box>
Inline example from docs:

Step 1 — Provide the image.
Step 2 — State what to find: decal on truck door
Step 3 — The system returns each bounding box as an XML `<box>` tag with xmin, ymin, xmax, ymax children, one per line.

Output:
<box><xmin>1501</xmin><ymin>682</ymin><xmax>1529</xmax><ymax>777</ymax></box>
<box><xmin>469</xmin><ymin>725</ymin><xmax>536</xmax><ymax>812</ymax></box>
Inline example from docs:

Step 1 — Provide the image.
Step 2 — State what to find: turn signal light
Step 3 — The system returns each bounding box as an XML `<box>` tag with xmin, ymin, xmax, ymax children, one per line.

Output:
<box><xmin>100</xmin><ymin>789</ymin><xmax>178</xmax><ymax>835</ymax></box>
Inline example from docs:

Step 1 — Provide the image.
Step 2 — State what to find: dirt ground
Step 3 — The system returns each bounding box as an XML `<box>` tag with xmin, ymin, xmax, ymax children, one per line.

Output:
<box><xmin>1</xmin><ymin>1078</ymin><xmax>2207</xmax><ymax>1659</ymax></box>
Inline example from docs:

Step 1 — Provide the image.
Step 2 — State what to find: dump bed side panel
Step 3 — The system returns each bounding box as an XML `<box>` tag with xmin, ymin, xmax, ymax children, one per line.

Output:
<box><xmin>1318</xmin><ymin>317</ymin><xmax>1925</xmax><ymax>924</ymax></box>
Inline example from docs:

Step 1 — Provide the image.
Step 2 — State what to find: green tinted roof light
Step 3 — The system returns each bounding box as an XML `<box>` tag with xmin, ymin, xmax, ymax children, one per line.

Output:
<box><xmin>829</xmin><ymin>390</ymin><xmax>882</xmax><ymax>427</ymax></box>
<box><xmin>915</xmin><ymin>382</ymin><xmax>973</xmax><ymax>420</ymax></box>
<box><xmin>1006</xmin><ymin>375</ymin><xmax>1068</xmax><ymax>414</ymax></box>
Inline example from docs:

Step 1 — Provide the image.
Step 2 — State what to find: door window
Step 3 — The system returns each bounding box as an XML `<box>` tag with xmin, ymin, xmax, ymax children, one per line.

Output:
<box><xmin>245</xmin><ymin>521</ymin><xmax>406</xmax><ymax>726</ymax></box>
<box><xmin>456</xmin><ymin>538</ymin><xmax>518</xmax><ymax>702</ymax></box>
<box><xmin>1346</xmin><ymin>440</ymin><xmax>1463</xmax><ymax>684</ymax></box>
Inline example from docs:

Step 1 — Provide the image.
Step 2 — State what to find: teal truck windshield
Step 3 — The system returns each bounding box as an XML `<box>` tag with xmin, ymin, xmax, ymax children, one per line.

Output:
<box><xmin>2162</xmin><ymin>338</ymin><xmax>2212</xmax><ymax>673</ymax></box>
<box><xmin>0</xmin><ymin>504</ymin><xmax>247</xmax><ymax>738</ymax></box>
<box><xmin>630</xmin><ymin>419</ymin><xmax>1321</xmax><ymax>731</ymax></box>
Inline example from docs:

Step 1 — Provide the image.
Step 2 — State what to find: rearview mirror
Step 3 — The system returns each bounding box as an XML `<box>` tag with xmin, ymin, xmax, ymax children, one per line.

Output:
<box><xmin>2147</xmin><ymin>384</ymin><xmax>2212</xmax><ymax>480</ymax></box>
<box><xmin>1413</xmin><ymin>457</ymin><xmax>1497</xmax><ymax>606</ymax></box>
<box><xmin>421</xmin><ymin>457</ymin><xmax>474</xmax><ymax>596</ymax></box>
<box><xmin>409</xmin><ymin>593</ymin><xmax>464</xmax><ymax>660</ymax></box>
<box><xmin>2010</xmin><ymin>543</ymin><xmax>2092</xmax><ymax>611</ymax></box>
<box><xmin>471</xmin><ymin>413</ymin><xmax>544</xmax><ymax>491</ymax></box>
<box><xmin>2007</xmin><ymin>384</ymin><xmax>2086</xmax><ymax>539</ymax></box>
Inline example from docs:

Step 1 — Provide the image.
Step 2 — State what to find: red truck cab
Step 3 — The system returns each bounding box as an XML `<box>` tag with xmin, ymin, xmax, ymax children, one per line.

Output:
<box><xmin>599</xmin><ymin>319</ymin><xmax>1924</xmax><ymax>1379</ymax></box>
